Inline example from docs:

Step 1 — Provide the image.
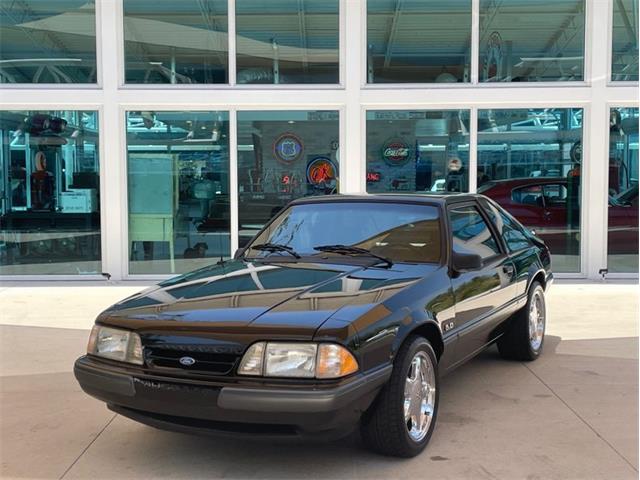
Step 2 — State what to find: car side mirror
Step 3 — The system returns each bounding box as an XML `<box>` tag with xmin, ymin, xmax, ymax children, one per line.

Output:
<box><xmin>452</xmin><ymin>251</ymin><xmax>483</xmax><ymax>272</ymax></box>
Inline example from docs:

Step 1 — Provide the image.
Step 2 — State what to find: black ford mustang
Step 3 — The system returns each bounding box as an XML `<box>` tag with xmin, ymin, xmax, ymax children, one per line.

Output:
<box><xmin>75</xmin><ymin>194</ymin><xmax>552</xmax><ymax>457</ymax></box>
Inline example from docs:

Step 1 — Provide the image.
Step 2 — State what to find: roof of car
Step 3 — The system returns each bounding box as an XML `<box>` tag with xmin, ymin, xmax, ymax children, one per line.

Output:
<box><xmin>289</xmin><ymin>193</ymin><xmax>482</xmax><ymax>207</ymax></box>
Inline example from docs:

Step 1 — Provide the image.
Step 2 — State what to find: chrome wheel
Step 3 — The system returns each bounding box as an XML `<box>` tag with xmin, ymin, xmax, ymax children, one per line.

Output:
<box><xmin>528</xmin><ymin>287</ymin><xmax>545</xmax><ymax>351</ymax></box>
<box><xmin>403</xmin><ymin>351</ymin><xmax>436</xmax><ymax>442</ymax></box>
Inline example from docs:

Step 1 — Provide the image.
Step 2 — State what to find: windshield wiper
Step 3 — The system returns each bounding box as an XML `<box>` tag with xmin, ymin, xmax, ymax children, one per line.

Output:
<box><xmin>313</xmin><ymin>244</ymin><xmax>393</xmax><ymax>268</ymax></box>
<box><xmin>251</xmin><ymin>243</ymin><xmax>301</xmax><ymax>259</ymax></box>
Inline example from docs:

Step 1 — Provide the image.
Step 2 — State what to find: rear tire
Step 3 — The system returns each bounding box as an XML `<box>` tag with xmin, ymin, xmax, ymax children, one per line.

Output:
<box><xmin>360</xmin><ymin>335</ymin><xmax>439</xmax><ymax>457</ymax></box>
<box><xmin>497</xmin><ymin>281</ymin><xmax>546</xmax><ymax>361</ymax></box>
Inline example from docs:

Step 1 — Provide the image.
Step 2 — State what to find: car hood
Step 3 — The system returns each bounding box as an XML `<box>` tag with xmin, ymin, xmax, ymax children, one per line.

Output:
<box><xmin>98</xmin><ymin>259</ymin><xmax>436</xmax><ymax>340</ymax></box>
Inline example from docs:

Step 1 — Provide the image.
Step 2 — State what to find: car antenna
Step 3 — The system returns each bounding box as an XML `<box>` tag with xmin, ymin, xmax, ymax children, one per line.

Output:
<box><xmin>216</xmin><ymin>232</ymin><xmax>226</xmax><ymax>272</ymax></box>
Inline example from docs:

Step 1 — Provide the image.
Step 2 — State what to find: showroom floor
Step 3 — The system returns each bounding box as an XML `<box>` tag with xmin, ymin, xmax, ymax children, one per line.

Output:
<box><xmin>1</xmin><ymin>282</ymin><xmax>638</xmax><ymax>480</ymax></box>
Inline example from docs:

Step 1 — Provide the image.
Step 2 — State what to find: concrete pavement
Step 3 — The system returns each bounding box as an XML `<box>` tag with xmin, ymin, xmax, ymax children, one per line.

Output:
<box><xmin>1</xmin><ymin>282</ymin><xmax>638</xmax><ymax>479</ymax></box>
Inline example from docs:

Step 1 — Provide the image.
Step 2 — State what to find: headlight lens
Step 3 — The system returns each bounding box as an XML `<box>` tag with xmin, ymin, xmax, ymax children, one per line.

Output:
<box><xmin>237</xmin><ymin>342</ymin><xmax>358</xmax><ymax>379</ymax></box>
<box><xmin>87</xmin><ymin>325</ymin><xmax>143</xmax><ymax>365</ymax></box>
<box><xmin>265</xmin><ymin>343</ymin><xmax>317</xmax><ymax>378</ymax></box>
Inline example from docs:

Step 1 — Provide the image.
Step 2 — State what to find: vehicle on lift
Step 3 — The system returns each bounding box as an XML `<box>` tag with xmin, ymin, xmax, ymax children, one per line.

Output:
<box><xmin>75</xmin><ymin>193</ymin><xmax>552</xmax><ymax>457</ymax></box>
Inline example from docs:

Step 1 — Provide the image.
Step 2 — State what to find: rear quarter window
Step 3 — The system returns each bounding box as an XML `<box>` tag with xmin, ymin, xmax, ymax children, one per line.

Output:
<box><xmin>481</xmin><ymin>199</ymin><xmax>532</xmax><ymax>252</ymax></box>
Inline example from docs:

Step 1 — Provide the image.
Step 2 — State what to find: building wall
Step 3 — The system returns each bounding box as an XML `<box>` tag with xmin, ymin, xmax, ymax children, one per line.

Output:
<box><xmin>0</xmin><ymin>0</ymin><xmax>638</xmax><ymax>280</ymax></box>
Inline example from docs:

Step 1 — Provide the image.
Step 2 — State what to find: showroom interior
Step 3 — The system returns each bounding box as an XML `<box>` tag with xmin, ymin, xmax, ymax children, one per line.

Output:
<box><xmin>0</xmin><ymin>0</ymin><xmax>637</xmax><ymax>280</ymax></box>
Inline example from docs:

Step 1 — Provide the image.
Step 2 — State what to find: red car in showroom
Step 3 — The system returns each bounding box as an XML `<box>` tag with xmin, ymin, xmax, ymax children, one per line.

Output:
<box><xmin>478</xmin><ymin>178</ymin><xmax>638</xmax><ymax>256</ymax></box>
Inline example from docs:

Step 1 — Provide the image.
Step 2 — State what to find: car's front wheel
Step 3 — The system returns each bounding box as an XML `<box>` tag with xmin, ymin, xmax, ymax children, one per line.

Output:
<box><xmin>360</xmin><ymin>335</ymin><xmax>439</xmax><ymax>457</ymax></box>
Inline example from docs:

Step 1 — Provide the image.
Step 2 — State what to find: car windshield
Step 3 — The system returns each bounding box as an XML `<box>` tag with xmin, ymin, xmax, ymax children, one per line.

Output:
<box><xmin>244</xmin><ymin>202</ymin><xmax>442</xmax><ymax>264</ymax></box>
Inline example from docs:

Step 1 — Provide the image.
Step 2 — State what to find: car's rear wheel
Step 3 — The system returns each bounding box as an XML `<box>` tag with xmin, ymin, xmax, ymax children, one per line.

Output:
<box><xmin>497</xmin><ymin>281</ymin><xmax>546</xmax><ymax>361</ymax></box>
<box><xmin>360</xmin><ymin>335</ymin><xmax>439</xmax><ymax>457</ymax></box>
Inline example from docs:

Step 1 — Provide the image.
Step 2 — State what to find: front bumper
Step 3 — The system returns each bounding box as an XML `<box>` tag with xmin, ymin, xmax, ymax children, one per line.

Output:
<box><xmin>74</xmin><ymin>356</ymin><xmax>391</xmax><ymax>439</ymax></box>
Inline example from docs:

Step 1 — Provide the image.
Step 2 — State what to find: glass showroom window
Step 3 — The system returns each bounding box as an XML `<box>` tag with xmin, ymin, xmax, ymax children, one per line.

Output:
<box><xmin>479</xmin><ymin>0</ymin><xmax>585</xmax><ymax>82</ymax></box>
<box><xmin>476</xmin><ymin>108</ymin><xmax>584</xmax><ymax>273</ymax></box>
<box><xmin>611</xmin><ymin>0</ymin><xmax>639</xmax><ymax>82</ymax></box>
<box><xmin>126</xmin><ymin>111</ymin><xmax>230</xmax><ymax>275</ymax></box>
<box><xmin>608</xmin><ymin>107</ymin><xmax>639</xmax><ymax>273</ymax></box>
<box><xmin>237</xmin><ymin>110</ymin><xmax>339</xmax><ymax>246</ymax></box>
<box><xmin>235</xmin><ymin>0</ymin><xmax>339</xmax><ymax>84</ymax></box>
<box><xmin>367</xmin><ymin>0</ymin><xmax>471</xmax><ymax>83</ymax></box>
<box><xmin>366</xmin><ymin>110</ymin><xmax>470</xmax><ymax>193</ymax></box>
<box><xmin>123</xmin><ymin>1</ymin><xmax>228</xmax><ymax>84</ymax></box>
<box><xmin>0</xmin><ymin>2</ymin><xmax>97</xmax><ymax>83</ymax></box>
<box><xmin>0</xmin><ymin>110</ymin><xmax>100</xmax><ymax>274</ymax></box>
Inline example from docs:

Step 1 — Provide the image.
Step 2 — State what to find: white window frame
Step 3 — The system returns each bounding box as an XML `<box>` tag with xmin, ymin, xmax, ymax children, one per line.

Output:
<box><xmin>117</xmin><ymin>0</ymin><xmax>346</xmax><ymax>89</ymax></box>
<box><xmin>361</xmin><ymin>0</ymin><xmax>592</xmax><ymax>89</ymax></box>
<box><xmin>0</xmin><ymin>0</ymin><xmax>103</xmax><ymax>89</ymax></box>
<box><xmin>607</xmin><ymin>0</ymin><xmax>640</xmax><ymax>85</ymax></box>
<box><xmin>603</xmin><ymin>102</ymin><xmax>639</xmax><ymax>278</ymax></box>
<box><xmin>361</xmin><ymin>103</ymin><xmax>590</xmax><ymax>278</ymax></box>
<box><xmin>119</xmin><ymin>104</ymin><xmax>343</xmax><ymax>280</ymax></box>
<box><xmin>0</xmin><ymin>103</ymin><xmax>106</xmax><ymax>280</ymax></box>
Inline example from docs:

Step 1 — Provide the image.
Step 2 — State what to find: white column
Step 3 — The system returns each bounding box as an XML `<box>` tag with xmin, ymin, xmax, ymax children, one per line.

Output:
<box><xmin>584</xmin><ymin>0</ymin><xmax>611</xmax><ymax>279</ymax></box>
<box><xmin>100</xmin><ymin>0</ymin><xmax>126</xmax><ymax>280</ymax></box>
<box><xmin>342</xmin><ymin>0</ymin><xmax>364</xmax><ymax>193</ymax></box>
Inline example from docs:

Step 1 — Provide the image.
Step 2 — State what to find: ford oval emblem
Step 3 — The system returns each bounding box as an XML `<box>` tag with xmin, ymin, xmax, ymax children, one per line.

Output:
<box><xmin>179</xmin><ymin>356</ymin><xmax>196</xmax><ymax>366</ymax></box>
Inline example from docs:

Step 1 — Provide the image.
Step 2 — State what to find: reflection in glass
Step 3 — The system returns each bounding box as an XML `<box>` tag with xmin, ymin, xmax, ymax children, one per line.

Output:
<box><xmin>449</xmin><ymin>205</ymin><xmax>501</xmax><ymax>259</ymax></box>
<box><xmin>123</xmin><ymin>0</ymin><xmax>228</xmax><ymax>84</ymax></box>
<box><xmin>237</xmin><ymin>110</ymin><xmax>339</xmax><ymax>246</ymax></box>
<box><xmin>608</xmin><ymin>108</ymin><xmax>639</xmax><ymax>272</ymax></box>
<box><xmin>367</xmin><ymin>0</ymin><xmax>471</xmax><ymax>83</ymax></box>
<box><xmin>611</xmin><ymin>0</ymin><xmax>639</xmax><ymax>81</ymax></box>
<box><xmin>0</xmin><ymin>110</ymin><xmax>100</xmax><ymax>274</ymax></box>
<box><xmin>476</xmin><ymin>108</ymin><xmax>583</xmax><ymax>272</ymax></box>
<box><xmin>0</xmin><ymin>1</ymin><xmax>97</xmax><ymax>83</ymax></box>
<box><xmin>366</xmin><ymin>110</ymin><xmax>470</xmax><ymax>193</ymax></box>
<box><xmin>246</xmin><ymin>202</ymin><xmax>442</xmax><ymax>264</ymax></box>
<box><xmin>126</xmin><ymin>111</ymin><xmax>230</xmax><ymax>274</ymax></box>
<box><xmin>479</xmin><ymin>0</ymin><xmax>585</xmax><ymax>82</ymax></box>
<box><xmin>236</xmin><ymin>0</ymin><xmax>339</xmax><ymax>84</ymax></box>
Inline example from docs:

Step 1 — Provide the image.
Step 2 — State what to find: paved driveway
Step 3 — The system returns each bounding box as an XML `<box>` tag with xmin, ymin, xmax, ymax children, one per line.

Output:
<box><xmin>1</xmin><ymin>282</ymin><xmax>637</xmax><ymax>479</ymax></box>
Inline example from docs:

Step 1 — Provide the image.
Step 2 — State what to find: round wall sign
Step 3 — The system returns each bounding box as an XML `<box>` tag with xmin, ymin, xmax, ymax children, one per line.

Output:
<box><xmin>273</xmin><ymin>133</ymin><xmax>304</xmax><ymax>164</ymax></box>
<box><xmin>382</xmin><ymin>138</ymin><xmax>411</xmax><ymax>166</ymax></box>
<box><xmin>307</xmin><ymin>157</ymin><xmax>337</xmax><ymax>185</ymax></box>
<box><xmin>570</xmin><ymin>141</ymin><xmax>582</xmax><ymax>164</ymax></box>
<box><xmin>448</xmin><ymin>157</ymin><xmax>463</xmax><ymax>172</ymax></box>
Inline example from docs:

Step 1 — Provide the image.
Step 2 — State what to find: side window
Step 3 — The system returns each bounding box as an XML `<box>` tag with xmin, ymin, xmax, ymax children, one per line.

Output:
<box><xmin>511</xmin><ymin>185</ymin><xmax>543</xmax><ymax>206</ymax></box>
<box><xmin>448</xmin><ymin>205</ymin><xmax>501</xmax><ymax>260</ymax></box>
<box><xmin>483</xmin><ymin>200</ymin><xmax>532</xmax><ymax>252</ymax></box>
<box><xmin>543</xmin><ymin>184</ymin><xmax>567</xmax><ymax>206</ymax></box>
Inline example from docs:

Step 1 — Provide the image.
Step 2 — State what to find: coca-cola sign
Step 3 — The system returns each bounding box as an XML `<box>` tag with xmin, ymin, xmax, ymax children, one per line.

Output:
<box><xmin>382</xmin><ymin>139</ymin><xmax>411</xmax><ymax>166</ymax></box>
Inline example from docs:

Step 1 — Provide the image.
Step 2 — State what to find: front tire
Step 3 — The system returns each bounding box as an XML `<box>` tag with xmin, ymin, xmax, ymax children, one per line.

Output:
<box><xmin>360</xmin><ymin>336</ymin><xmax>439</xmax><ymax>457</ymax></box>
<box><xmin>497</xmin><ymin>281</ymin><xmax>546</xmax><ymax>361</ymax></box>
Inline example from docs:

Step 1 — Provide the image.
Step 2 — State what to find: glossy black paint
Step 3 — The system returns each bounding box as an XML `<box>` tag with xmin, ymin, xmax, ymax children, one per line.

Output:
<box><xmin>75</xmin><ymin>193</ymin><xmax>552</xmax><ymax>437</ymax></box>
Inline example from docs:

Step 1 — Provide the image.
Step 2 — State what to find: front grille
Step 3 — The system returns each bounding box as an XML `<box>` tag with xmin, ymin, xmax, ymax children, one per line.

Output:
<box><xmin>144</xmin><ymin>346</ymin><xmax>241</xmax><ymax>376</ymax></box>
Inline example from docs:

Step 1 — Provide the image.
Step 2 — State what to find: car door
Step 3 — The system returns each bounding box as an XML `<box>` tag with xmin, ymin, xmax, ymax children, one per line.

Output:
<box><xmin>480</xmin><ymin>198</ymin><xmax>540</xmax><ymax>298</ymax></box>
<box><xmin>608</xmin><ymin>195</ymin><xmax>639</xmax><ymax>258</ymax></box>
<box><xmin>540</xmin><ymin>182</ymin><xmax>579</xmax><ymax>257</ymax></box>
<box><xmin>447</xmin><ymin>202</ymin><xmax>517</xmax><ymax>365</ymax></box>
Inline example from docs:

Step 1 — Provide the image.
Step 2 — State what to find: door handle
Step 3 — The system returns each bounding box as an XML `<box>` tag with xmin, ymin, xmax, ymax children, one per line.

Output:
<box><xmin>503</xmin><ymin>264</ymin><xmax>515</xmax><ymax>277</ymax></box>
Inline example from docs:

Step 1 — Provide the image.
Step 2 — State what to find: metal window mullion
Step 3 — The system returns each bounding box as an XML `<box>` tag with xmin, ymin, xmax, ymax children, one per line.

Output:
<box><xmin>100</xmin><ymin>0</ymin><xmax>125</xmax><ymax>280</ymax></box>
<box><xmin>471</xmin><ymin>0</ymin><xmax>480</xmax><ymax>84</ymax></box>
<box><xmin>469</xmin><ymin>107</ymin><xmax>478</xmax><ymax>192</ymax></box>
<box><xmin>229</xmin><ymin>108</ymin><xmax>239</xmax><ymax>254</ymax></box>
<box><xmin>584</xmin><ymin>0</ymin><xmax>612</xmax><ymax>278</ymax></box>
<box><xmin>343</xmin><ymin>0</ymin><xmax>364</xmax><ymax>193</ymax></box>
<box><xmin>228</xmin><ymin>0</ymin><xmax>237</xmax><ymax>86</ymax></box>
